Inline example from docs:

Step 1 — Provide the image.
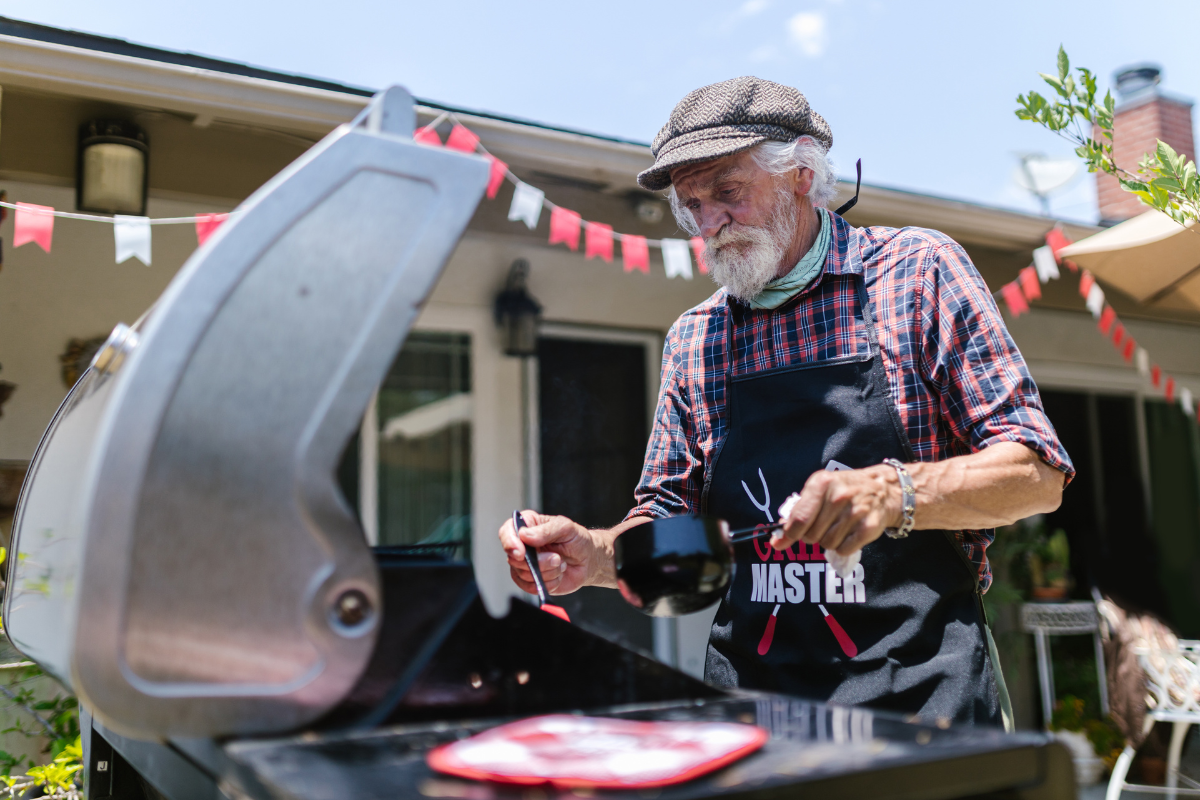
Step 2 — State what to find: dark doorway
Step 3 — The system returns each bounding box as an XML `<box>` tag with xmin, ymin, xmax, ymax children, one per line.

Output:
<box><xmin>1039</xmin><ymin>389</ymin><xmax>1169</xmax><ymax>620</ymax></box>
<box><xmin>538</xmin><ymin>336</ymin><xmax>653</xmax><ymax>653</ymax></box>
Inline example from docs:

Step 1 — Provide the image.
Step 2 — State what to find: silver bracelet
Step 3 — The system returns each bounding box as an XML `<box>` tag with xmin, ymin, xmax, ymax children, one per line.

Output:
<box><xmin>882</xmin><ymin>458</ymin><xmax>915</xmax><ymax>539</ymax></box>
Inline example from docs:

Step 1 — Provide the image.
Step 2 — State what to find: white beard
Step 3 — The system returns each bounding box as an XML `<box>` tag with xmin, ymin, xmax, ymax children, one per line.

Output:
<box><xmin>704</xmin><ymin>191</ymin><xmax>800</xmax><ymax>303</ymax></box>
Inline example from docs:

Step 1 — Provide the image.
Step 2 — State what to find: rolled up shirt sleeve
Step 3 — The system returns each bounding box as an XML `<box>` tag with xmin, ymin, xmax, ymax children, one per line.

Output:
<box><xmin>916</xmin><ymin>241</ymin><xmax>1075</xmax><ymax>482</ymax></box>
<box><xmin>626</xmin><ymin>328</ymin><xmax>705</xmax><ymax>521</ymax></box>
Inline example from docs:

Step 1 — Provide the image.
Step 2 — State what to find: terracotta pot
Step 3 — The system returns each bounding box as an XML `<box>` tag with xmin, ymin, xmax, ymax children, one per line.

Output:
<box><xmin>1032</xmin><ymin>586</ymin><xmax>1069</xmax><ymax>600</ymax></box>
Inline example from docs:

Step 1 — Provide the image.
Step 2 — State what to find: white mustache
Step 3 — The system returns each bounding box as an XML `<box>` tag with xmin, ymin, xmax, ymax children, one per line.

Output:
<box><xmin>702</xmin><ymin>192</ymin><xmax>800</xmax><ymax>303</ymax></box>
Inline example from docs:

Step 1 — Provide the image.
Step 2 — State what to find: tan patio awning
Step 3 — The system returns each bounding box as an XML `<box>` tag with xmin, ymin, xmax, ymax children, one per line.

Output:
<box><xmin>1058</xmin><ymin>210</ymin><xmax>1200</xmax><ymax>310</ymax></box>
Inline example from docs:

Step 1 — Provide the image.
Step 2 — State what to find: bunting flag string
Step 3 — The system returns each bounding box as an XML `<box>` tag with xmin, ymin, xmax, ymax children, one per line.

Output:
<box><xmin>2</xmin><ymin>111</ymin><xmax>701</xmax><ymax>279</ymax></box>
<box><xmin>548</xmin><ymin>207</ymin><xmax>581</xmax><ymax>251</ymax></box>
<box><xmin>508</xmin><ymin>183</ymin><xmax>545</xmax><ymax>229</ymax></box>
<box><xmin>585</xmin><ymin>222</ymin><xmax>614</xmax><ymax>262</ymax></box>
<box><xmin>661</xmin><ymin>238</ymin><xmax>694</xmax><ymax>280</ymax></box>
<box><xmin>195</xmin><ymin>213</ymin><xmax>229</xmax><ymax>246</ymax></box>
<box><xmin>622</xmin><ymin>235</ymin><xmax>650</xmax><ymax>274</ymax></box>
<box><xmin>14</xmin><ymin>203</ymin><xmax>54</xmax><ymax>252</ymax></box>
<box><xmin>411</xmin><ymin>111</ymin><xmax>704</xmax><ymax>280</ymax></box>
<box><xmin>114</xmin><ymin>215</ymin><xmax>152</xmax><ymax>266</ymax></box>
<box><xmin>996</xmin><ymin>225</ymin><xmax>1200</xmax><ymax>424</ymax></box>
<box><xmin>3</xmin><ymin>199</ymin><xmax>231</xmax><ymax>263</ymax></box>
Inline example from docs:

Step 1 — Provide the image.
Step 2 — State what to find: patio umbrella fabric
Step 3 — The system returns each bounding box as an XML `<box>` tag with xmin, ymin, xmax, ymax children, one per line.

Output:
<box><xmin>1058</xmin><ymin>210</ymin><xmax>1200</xmax><ymax>310</ymax></box>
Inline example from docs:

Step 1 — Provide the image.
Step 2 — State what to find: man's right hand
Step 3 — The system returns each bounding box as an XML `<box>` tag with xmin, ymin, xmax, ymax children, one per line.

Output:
<box><xmin>499</xmin><ymin>511</ymin><xmax>624</xmax><ymax>595</ymax></box>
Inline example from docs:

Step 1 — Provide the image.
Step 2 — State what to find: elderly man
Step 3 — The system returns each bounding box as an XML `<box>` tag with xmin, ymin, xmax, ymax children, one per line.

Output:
<box><xmin>499</xmin><ymin>77</ymin><xmax>1073</xmax><ymax>726</ymax></box>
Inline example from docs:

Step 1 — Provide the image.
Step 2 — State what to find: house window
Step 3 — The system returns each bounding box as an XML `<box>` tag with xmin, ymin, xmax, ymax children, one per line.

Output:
<box><xmin>370</xmin><ymin>331</ymin><xmax>472</xmax><ymax>557</ymax></box>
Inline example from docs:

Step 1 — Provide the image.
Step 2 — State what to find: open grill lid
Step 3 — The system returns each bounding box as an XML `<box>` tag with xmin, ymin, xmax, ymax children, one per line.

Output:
<box><xmin>4</xmin><ymin>87</ymin><xmax>489</xmax><ymax>740</ymax></box>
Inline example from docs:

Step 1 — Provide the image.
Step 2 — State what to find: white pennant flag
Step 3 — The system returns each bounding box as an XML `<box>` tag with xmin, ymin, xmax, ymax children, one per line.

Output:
<box><xmin>1181</xmin><ymin>387</ymin><xmax>1194</xmax><ymax>415</ymax></box>
<box><xmin>661</xmin><ymin>238</ymin><xmax>693</xmax><ymax>280</ymax></box>
<box><xmin>507</xmin><ymin>182</ymin><xmax>544</xmax><ymax>230</ymax></box>
<box><xmin>1136</xmin><ymin>347</ymin><xmax>1151</xmax><ymax>378</ymax></box>
<box><xmin>1085</xmin><ymin>283</ymin><xmax>1105</xmax><ymax>318</ymax></box>
<box><xmin>114</xmin><ymin>215</ymin><xmax>151</xmax><ymax>265</ymax></box>
<box><xmin>1032</xmin><ymin>245</ymin><xmax>1060</xmax><ymax>282</ymax></box>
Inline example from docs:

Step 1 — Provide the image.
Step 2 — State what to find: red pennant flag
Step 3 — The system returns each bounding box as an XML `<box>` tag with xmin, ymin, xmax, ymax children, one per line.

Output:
<box><xmin>585</xmin><ymin>222</ymin><xmax>614</xmax><ymax>262</ymax></box>
<box><xmin>1018</xmin><ymin>266</ymin><xmax>1041</xmax><ymax>301</ymax></box>
<box><xmin>1152</xmin><ymin>365</ymin><xmax>1162</xmax><ymax>388</ymax></box>
<box><xmin>1112</xmin><ymin>322</ymin><xmax>1125</xmax><ymax>347</ymax></box>
<box><xmin>1079</xmin><ymin>270</ymin><xmax>1095</xmax><ymax>298</ymax></box>
<box><xmin>1000</xmin><ymin>282</ymin><xmax>1029</xmax><ymax>317</ymax></box>
<box><xmin>444</xmin><ymin>124</ymin><xmax>479</xmax><ymax>153</ymax></box>
<box><xmin>1123</xmin><ymin>338</ymin><xmax>1136</xmax><ymax>362</ymax></box>
<box><xmin>414</xmin><ymin>125</ymin><xmax>442</xmax><ymax>146</ymax></box>
<box><xmin>14</xmin><ymin>202</ymin><xmax>54</xmax><ymax>252</ymax></box>
<box><xmin>1098</xmin><ymin>306</ymin><xmax>1117</xmax><ymax>335</ymax></box>
<box><xmin>690</xmin><ymin>237</ymin><xmax>708</xmax><ymax>274</ymax></box>
<box><xmin>1165</xmin><ymin>377</ymin><xmax>1176</xmax><ymax>402</ymax></box>
<box><xmin>622</xmin><ymin>235</ymin><xmax>650</xmax><ymax>274</ymax></box>
<box><xmin>485</xmin><ymin>154</ymin><xmax>507</xmax><ymax>199</ymax></box>
<box><xmin>1064</xmin><ymin>259</ymin><xmax>1079</xmax><ymax>273</ymax></box>
<box><xmin>548</xmin><ymin>207</ymin><xmax>582</xmax><ymax>251</ymax></box>
<box><xmin>195</xmin><ymin>213</ymin><xmax>229</xmax><ymax>246</ymax></box>
<box><xmin>1045</xmin><ymin>227</ymin><xmax>1072</xmax><ymax>258</ymax></box>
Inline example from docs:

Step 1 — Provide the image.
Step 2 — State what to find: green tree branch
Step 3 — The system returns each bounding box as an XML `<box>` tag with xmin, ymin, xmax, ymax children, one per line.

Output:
<box><xmin>1016</xmin><ymin>46</ymin><xmax>1200</xmax><ymax>226</ymax></box>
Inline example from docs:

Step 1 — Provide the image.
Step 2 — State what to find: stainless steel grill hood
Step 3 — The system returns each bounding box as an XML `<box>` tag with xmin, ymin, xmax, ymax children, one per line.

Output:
<box><xmin>4</xmin><ymin>86</ymin><xmax>489</xmax><ymax>740</ymax></box>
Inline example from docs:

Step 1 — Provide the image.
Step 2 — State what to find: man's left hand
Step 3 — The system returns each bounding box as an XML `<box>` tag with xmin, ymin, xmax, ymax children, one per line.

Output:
<box><xmin>772</xmin><ymin>465</ymin><xmax>901</xmax><ymax>555</ymax></box>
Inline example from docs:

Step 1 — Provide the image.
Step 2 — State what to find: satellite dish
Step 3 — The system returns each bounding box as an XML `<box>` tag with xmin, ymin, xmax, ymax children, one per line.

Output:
<box><xmin>1012</xmin><ymin>154</ymin><xmax>1080</xmax><ymax>215</ymax></box>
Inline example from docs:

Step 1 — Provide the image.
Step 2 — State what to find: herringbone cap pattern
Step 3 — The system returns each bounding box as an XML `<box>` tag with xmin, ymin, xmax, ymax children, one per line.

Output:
<box><xmin>637</xmin><ymin>76</ymin><xmax>832</xmax><ymax>191</ymax></box>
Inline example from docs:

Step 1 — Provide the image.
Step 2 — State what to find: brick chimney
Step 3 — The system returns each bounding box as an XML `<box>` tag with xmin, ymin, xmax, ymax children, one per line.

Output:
<box><xmin>1096</xmin><ymin>65</ymin><xmax>1195</xmax><ymax>224</ymax></box>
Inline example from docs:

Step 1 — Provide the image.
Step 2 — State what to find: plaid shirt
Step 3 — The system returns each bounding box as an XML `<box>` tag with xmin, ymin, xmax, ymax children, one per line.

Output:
<box><xmin>627</xmin><ymin>214</ymin><xmax>1074</xmax><ymax>591</ymax></box>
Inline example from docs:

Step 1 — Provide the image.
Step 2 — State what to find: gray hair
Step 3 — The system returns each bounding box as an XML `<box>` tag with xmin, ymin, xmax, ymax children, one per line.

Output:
<box><xmin>667</xmin><ymin>135</ymin><xmax>837</xmax><ymax>236</ymax></box>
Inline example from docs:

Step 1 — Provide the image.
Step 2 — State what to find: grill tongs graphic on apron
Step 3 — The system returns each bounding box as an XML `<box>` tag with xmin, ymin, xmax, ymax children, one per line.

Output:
<box><xmin>742</xmin><ymin>467</ymin><xmax>858</xmax><ymax>659</ymax></box>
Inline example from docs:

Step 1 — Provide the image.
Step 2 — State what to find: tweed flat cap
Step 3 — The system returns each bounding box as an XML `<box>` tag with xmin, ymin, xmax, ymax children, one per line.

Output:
<box><xmin>637</xmin><ymin>76</ymin><xmax>832</xmax><ymax>192</ymax></box>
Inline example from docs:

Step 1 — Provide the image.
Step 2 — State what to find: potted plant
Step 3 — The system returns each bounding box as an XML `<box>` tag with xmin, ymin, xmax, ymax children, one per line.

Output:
<box><xmin>1029</xmin><ymin>529</ymin><xmax>1072</xmax><ymax>601</ymax></box>
<box><xmin>1049</xmin><ymin>696</ymin><xmax>1124</xmax><ymax>786</ymax></box>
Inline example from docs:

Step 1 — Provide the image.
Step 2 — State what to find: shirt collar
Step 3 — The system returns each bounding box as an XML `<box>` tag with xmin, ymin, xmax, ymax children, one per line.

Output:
<box><xmin>825</xmin><ymin>212</ymin><xmax>864</xmax><ymax>277</ymax></box>
<box><xmin>721</xmin><ymin>211</ymin><xmax>862</xmax><ymax>311</ymax></box>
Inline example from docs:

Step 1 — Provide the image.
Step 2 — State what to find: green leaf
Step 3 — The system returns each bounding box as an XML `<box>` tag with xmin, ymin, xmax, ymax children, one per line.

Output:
<box><xmin>1040</xmin><ymin>72</ymin><xmax>1064</xmax><ymax>92</ymax></box>
<box><xmin>1079</xmin><ymin>68</ymin><xmax>1097</xmax><ymax>102</ymax></box>
<box><xmin>1057</xmin><ymin>46</ymin><xmax>1069</xmax><ymax>81</ymax></box>
<box><xmin>1157</xmin><ymin>140</ymin><xmax>1180</xmax><ymax>169</ymax></box>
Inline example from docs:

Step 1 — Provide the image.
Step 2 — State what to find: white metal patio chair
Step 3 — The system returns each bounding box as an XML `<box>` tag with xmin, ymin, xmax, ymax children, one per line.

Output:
<box><xmin>1106</xmin><ymin>641</ymin><xmax>1200</xmax><ymax>800</ymax></box>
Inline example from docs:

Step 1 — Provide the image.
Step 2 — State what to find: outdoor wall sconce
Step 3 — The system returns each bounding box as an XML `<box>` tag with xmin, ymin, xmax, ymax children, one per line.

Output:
<box><xmin>77</xmin><ymin>120</ymin><xmax>149</xmax><ymax>215</ymax></box>
<box><xmin>493</xmin><ymin>259</ymin><xmax>542</xmax><ymax>357</ymax></box>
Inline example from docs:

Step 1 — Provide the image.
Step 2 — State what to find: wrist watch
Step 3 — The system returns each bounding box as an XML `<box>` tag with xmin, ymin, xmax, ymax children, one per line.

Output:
<box><xmin>882</xmin><ymin>458</ymin><xmax>915</xmax><ymax>539</ymax></box>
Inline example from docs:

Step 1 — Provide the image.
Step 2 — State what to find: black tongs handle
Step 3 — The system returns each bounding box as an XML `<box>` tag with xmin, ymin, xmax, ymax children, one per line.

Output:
<box><xmin>514</xmin><ymin>510</ymin><xmax>550</xmax><ymax>606</ymax></box>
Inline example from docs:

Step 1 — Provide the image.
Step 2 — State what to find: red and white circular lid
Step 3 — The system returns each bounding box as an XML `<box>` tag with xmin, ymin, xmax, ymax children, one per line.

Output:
<box><xmin>427</xmin><ymin>714</ymin><xmax>768</xmax><ymax>789</ymax></box>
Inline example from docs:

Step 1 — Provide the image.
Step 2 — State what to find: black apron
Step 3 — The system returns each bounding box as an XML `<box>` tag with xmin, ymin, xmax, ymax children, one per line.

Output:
<box><xmin>702</xmin><ymin>273</ymin><xmax>1005</xmax><ymax>727</ymax></box>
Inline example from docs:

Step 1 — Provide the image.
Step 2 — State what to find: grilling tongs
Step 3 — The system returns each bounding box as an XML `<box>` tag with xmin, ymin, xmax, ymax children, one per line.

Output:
<box><xmin>512</xmin><ymin>511</ymin><xmax>571</xmax><ymax>622</ymax></box>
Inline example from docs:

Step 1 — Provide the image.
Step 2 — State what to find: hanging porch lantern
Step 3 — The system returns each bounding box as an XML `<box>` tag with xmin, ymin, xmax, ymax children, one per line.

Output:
<box><xmin>493</xmin><ymin>259</ymin><xmax>542</xmax><ymax>357</ymax></box>
<box><xmin>77</xmin><ymin>120</ymin><xmax>149</xmax><ymax>215</ymax></box>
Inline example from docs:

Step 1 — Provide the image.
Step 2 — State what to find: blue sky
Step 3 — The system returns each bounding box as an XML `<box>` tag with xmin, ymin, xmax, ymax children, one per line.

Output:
<box><xmin>6</xmin><ymin>0</ymin><xmax>1200</xmax><ymax>223</ymax></box>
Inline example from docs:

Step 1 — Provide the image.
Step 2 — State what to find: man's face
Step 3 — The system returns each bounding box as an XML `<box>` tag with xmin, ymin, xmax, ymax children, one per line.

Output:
<box><xmin>672</xmin><ymin>151</ymin><xmax>813</xmax><ymax>302</ymax></box>
<box><xmin>672</xmin><ymin>150</ymin><xmax>785</xmax><ymax>239</ymax></box>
